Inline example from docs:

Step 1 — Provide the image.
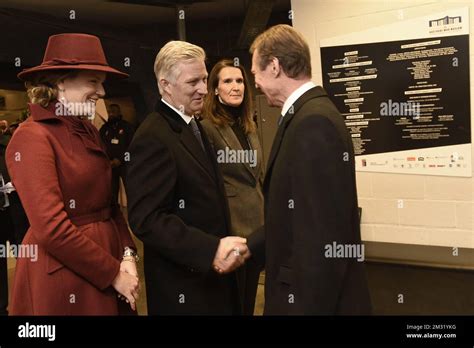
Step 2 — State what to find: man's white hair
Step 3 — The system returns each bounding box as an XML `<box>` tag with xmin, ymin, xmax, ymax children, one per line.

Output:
<box><xmin>154</xmin><ymin>41</ymin><xmax>206</xmax><ymax>94</ymax></box>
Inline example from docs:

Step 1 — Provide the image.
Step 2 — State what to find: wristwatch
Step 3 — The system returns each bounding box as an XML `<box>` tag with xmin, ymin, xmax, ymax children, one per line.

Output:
<box><xmin>123</xmin><ymin>247</ymin><xmax>139</xmax><ymax>263</ymax></box>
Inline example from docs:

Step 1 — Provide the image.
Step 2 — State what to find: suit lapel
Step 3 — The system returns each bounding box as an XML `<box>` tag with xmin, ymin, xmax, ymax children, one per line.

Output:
<box><xmin>247</xmin><ymin>131</ymin><xmax>262</xmax><ymax>178</ymax></box>
<box><xmin>216</xmin><ymin>124</ymin><xmax>241</xmax><ymax>154</ymax></box>
<box><xmin>215</xmin><ymin>124</ymin><xmax>258</xmax><ymax>180</ymax></box>
<box><xmin>263</xmin><ymin>86</ymin><xmax>328</xmax><ymax>191</ymax></box>
<box><xmin>263</xmin><ymin>112</ymin><xmax>294</xmax><ymax>191</ymax></box>
<box><xmin>200</xmin><ymin>121</ymin><xmax>232</xmax><ymax>233</ymax></box>
<box><xmin>158</xmin><ymin>101</ymin><xmax>216</xmax><ymax>180</ymax></box>
<box><xmin>197</xmin><ymin>120</ymin><xmax>218</xmax><ymax>180</ymax></box>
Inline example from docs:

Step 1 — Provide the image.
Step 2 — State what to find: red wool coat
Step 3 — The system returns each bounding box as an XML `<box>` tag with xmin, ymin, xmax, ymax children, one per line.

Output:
<box><xmin>6</xmin><ymin>102</ymin><xmax>135</xmax><ymax>315</ymax></box>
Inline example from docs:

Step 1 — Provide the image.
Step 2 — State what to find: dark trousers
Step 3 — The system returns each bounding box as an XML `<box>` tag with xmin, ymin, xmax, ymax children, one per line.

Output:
<box><xmin>0</xmin><ymin>194</ymin><xmax>29</xmax><ymax>315</ymax></box>
<box><xmin>0</xmin><ymin>253</ymin><xmax>7</xmax><ymax>315</ymax></box>
<box><xmin>0</xmin><ymin>209</ymin><xmax>13</xmax><ymax>315</ymax></box>
<box><xmin>236</xmin><ymin>258</ymin><xmax>262</xmax><ymax>315</ymax></box>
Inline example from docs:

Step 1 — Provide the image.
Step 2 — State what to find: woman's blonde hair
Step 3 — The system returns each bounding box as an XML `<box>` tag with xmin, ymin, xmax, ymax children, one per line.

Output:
<box><xmin>25</xmin><ymin>70</ymin><xmax>78</xmax><ymax>108</ymax></box>
<box><xmin>202</xmin><ymin>59</ymin><xmax>256</xmax><ymax>134</ymax></box>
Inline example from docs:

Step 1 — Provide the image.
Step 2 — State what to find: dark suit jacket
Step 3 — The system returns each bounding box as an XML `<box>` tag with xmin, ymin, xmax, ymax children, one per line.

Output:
<box><xmin>125</xmin><ymin>101</ymin><xmax>240</xmax><ymax>315</ymax></box>
<box><xmin>249</xmin><ymin>86</ymin><xmax>371</xmax><ymax>315</ymax></box>
<box><xmin>0</xmin><ymin>133</ymin><xmax>28</xmax><ymax>245</ymax></box>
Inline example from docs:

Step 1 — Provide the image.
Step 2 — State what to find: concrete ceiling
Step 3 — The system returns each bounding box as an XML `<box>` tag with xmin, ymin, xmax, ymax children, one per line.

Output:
<box><xmin>0</xmin><ymin>0</ymin><xmax>290</xmax><ymax>27</ymax></box>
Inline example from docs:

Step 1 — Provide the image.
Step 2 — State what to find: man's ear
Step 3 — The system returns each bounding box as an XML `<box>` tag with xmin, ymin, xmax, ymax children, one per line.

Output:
<box><xmin>271</xmin><ymin>57</ymin><xmax>281</xmax><ymax>77</ymax></box>
<box><xmin>160</xmin><ymin>78</ymin><xmax>171</xmax><ymax>95</ymax></box>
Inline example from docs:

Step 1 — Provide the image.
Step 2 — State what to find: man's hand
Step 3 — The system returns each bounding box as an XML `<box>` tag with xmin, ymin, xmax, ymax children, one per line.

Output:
<box><xmin>212</xmin><ymin>236</ymin><xmax>251</xmax><ymax>274</ymax></box>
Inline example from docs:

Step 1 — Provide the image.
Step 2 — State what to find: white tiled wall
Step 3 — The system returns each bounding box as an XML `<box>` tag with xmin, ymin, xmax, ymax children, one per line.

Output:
<box><xmin>292</xmin><ymin>0</ymin><xmax>474</xmax><ymax>248</ymax></box>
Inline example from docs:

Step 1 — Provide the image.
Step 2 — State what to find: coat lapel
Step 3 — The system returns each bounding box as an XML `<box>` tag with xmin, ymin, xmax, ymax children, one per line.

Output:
<box><xmin>29</xmin><ymin>102</ymin><xmax>108</xmax><ymax>158</ymax></box>
<box><xmin>215</xmin><ymin>124</ymin><xmax>259</xmax><ymax>180</ymax></box>
<box><xmin>158</xmin><ymin>101</ymin><xmax>216</xmax><ymax>180</ymax></box>
<box><xmin>263</xmin><ymin>86</ymin><xmax>328</xmax><ymax>190</ymax></box>
<box><xmin>263</xmin><ymin>112</ymin><xmax>293</xmax><ymax>191</ymax></box>
<box><xmin>179</xmin><ymin>124</ymin><xmax>216</xmax><ymax>179</ymax></box>
<box><xmin>247</xmin><ymin>130</ymin><xmax>262</xmax><ymax>178</ymax></box>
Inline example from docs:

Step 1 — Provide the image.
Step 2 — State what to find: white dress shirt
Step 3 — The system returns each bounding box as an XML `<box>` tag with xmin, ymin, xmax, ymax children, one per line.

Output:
<box><xmin>280</xmin><ymin>81</ymin><xmax>316</xmax><ymax>119</ymax></box>
<box><xmin>161</xmin><ymin>98</ymin><xmax>194</xmax><ymax>124</ymax></box>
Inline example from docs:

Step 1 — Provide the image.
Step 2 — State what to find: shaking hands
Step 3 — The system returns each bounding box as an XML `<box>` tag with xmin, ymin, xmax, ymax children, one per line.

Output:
<box><xmin>212</xmin><ymin>236</ymin><xmax>251</xmax><ymax>274</ymax></box>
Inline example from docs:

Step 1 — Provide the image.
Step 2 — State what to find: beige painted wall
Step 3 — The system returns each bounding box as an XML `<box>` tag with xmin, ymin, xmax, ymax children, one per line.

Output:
<box><xmin>291</xmin><ymin>0</ymin><xmax>474</xmax><ymax>249</ymax></box>
<box><xmin>0</xmin><ymin>90</ymin><xmax>27</xmax><ymax>124</ymax></box>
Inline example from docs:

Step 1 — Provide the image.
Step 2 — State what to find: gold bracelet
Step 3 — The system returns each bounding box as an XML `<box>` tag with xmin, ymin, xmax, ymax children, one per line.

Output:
<box><xmin>122</xmin><ymin>256</ymin><xmax>136</xmax><ymax>263</ymax></box>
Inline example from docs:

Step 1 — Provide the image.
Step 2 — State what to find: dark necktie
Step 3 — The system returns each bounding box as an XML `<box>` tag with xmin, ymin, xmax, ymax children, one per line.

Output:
<box><xmin>189</xmin><ymin>118</ymin><xmax>205</xmax><ymax>151</ymax></box>
<box><xmin>278</xmin><ymin>114</ymin><xmax>284</xmax><ymax>126</ymax></box>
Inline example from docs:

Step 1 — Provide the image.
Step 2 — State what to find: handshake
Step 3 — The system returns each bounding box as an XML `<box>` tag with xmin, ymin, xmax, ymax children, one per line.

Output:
<box><xmin>212</xmin><ymin>236</ymin><xmax>251</xmax><ymax>274</ymax></box>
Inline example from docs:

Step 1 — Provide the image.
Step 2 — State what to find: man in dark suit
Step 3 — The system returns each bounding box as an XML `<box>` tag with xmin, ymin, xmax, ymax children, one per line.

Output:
<box><xmin>0</xmin><ymin>123</ymin><xmax>29</xmax><ymax>315</ymax></box>
<box><xmin>0</xmin><ymin>127</ymin><xmax>11</xmax><ymax>316</ymax></box>
<box><xmin>99</xmin><ymin>103</ymin><xmax>135</xmax><ymax>204</ymax></box>
<box><xmin>125</xmin><ymin>41</ymin><xmax>250</xmax><ymax>315</ymax></box>
<box><xmin>247</xmin><ymin>25</ymin><xmax>371</xmax><ymax>315</ymax></box>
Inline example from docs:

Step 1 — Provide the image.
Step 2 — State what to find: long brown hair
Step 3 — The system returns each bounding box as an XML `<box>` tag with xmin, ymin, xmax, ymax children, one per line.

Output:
<box><xmin>202</xmin><ymin>59</ymin><xmax>255</xmax><ymax>134</ymax></box>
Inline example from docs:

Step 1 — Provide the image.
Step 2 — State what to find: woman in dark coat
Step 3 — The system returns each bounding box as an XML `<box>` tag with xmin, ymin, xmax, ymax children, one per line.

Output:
<box><xmin>6</xmin><ymin>33</ymin><xmax>140</xmax><ymax>315</ymax></box>
<box><xmin>201</xmin><ymin>59</ymin><xmax>265</xmax><ymax>315</ymax></box>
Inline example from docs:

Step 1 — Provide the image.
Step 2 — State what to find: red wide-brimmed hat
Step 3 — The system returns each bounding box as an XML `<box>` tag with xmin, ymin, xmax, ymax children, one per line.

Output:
<box><xmin>17</xmin><ymin>33</ymin><xmax>129</xmax><ymax>81</ymax></box>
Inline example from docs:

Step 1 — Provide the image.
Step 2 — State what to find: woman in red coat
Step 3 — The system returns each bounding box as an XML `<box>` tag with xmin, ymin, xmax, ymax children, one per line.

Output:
<box><xmin>6</xmin><ymin>33</ymin><xmax>140</xmax><ymax>315</ymax></box>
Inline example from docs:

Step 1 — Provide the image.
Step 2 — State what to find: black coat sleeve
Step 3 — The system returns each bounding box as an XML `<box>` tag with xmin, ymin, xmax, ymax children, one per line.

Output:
<box><xmin>247</xmin><ymin>225</ymin><xmax>265</xmax><ymax>267</ymax></box>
